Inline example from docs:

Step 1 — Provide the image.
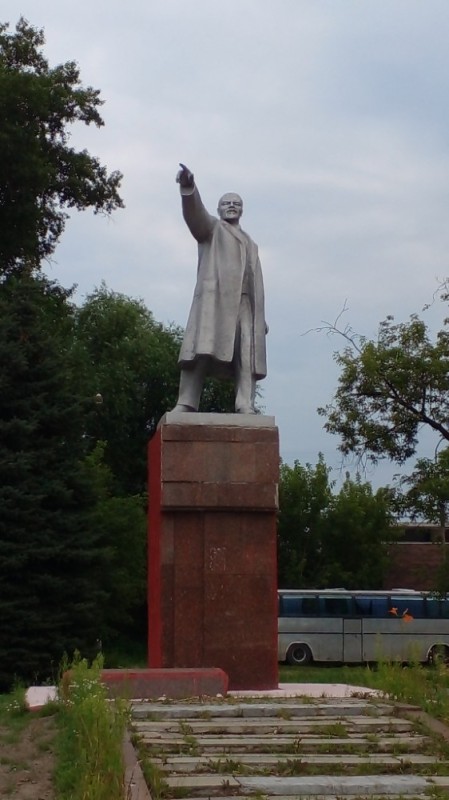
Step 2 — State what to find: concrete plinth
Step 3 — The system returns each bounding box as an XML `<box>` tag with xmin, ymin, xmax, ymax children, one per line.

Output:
<box><xmin>100</xmin><ymin>668</ymin><xmax>228</xmax><ymax>699</ymax></box>
<box><xmin>148</xmin><ymin>413</ymin><xmax>279</xmax><ymax>690</ymax></box>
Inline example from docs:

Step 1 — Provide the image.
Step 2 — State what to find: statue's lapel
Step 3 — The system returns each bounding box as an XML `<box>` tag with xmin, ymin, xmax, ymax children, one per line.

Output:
<box><xmin>221</xmin><ymin>221</ymin><xmax>246</xmax><ymax>245</ymax></box>
<box><xmin>221</xmin><ymin>221</ymin><xmax>258</xmax><ymax>269</ymax></box>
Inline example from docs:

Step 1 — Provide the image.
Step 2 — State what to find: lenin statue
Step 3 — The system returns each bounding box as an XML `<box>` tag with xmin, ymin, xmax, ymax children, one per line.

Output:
<box><xmin>172</xmin><ymin>164</ymin><xmax>268</xmax><ymax>414</ymax></box>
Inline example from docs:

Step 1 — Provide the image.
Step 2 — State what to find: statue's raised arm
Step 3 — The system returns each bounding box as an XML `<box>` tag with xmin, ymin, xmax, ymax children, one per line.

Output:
<box><xmin>176</xmin><ymin>163</ymin><xmax>214</xmax><ymax>243</ymax></box>
<box><xmin>171</xmin><ymin>164</ymin><xmax>267</xmax><ymax>415</ymax></box>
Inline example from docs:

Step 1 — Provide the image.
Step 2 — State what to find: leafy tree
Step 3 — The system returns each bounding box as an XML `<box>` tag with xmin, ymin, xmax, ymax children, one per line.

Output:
<box><xmin>396</xmin><ymin>448</ymin><xmax>449</xmax><ymax>535</ymax></box>
<box><xmin>74</xmin><ymin>285</ymin><xmax>183</xmax><ymax>494</ymax></box>
<box><xmin>0</xmin><ymin>273</ymin><xmax>108</xmax><ymax>688</ymax></box>
<box><xmin>323</xmin><ymin>476</ymin><xmax>396</xmax><ymax>589</ymax></box>
<box><xmin>278</xmin><ymin>456</ymin><xmax>333</xmax><ymax>587</ymax></box>
<box><xmin>199</xmin><ymin>377</ymin><xmax>236</xmax><ymax>414</ymax></box>
<box><xmin>278</xmin><ymin>457</ymin><xmax>397</xmax><ymax>589</ymax></box>
<box><xmin>318</xmin><ymin>309</ymin><xmax>449</xmax><ymax>465</ymax></box>
<box><xmin>394</xmin><ymin>448</ymin><xmax>449</xmax><ymax>594</ymax></box>
<box><xmin>74</xmin><ymin>284</ymin><xmax>234</xmax><ymax>495</ymax></box>
<box><xmin>0</xmin><ymin>17</ymin><xmax>123</xmax><ymax>275</ymax></box>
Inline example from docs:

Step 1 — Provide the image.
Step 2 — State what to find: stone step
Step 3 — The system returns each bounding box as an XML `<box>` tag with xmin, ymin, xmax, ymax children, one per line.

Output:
<box><xmin>130</xmin><ymin>695</ymin><xmax>449</xmax><ymax>799</ymax></box>
<box><xmin>131</xmin><ymin>700</ymin><xmax>391</xmax><ymax>720</ymax></box>
<box><xmin>133</xmin><ymin>715</ymin><xmax>414</xmax><ymax>735</ymax></box>
<box><xmin>169</xmin><ymin>795</ymin><xmax>431</xmax><ymax>800</ymax></box>
<box><xmin>165</xmin><ymin>773</ymin><xmax>449</xmax><ymax>796</ymax></box>
<box><xmin>155</xmin><ymin>752</ymin><xmax>439</xmax><ymax>772</ymax></box>
<box><xmin>136</xmin><ymin>732</ymin><xmax>431</xmax><ymax>753</ymax></box>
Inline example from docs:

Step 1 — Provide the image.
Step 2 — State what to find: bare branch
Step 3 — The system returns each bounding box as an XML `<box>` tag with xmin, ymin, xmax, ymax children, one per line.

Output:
<box><xmin>304</xmin><ymin>301</ymin><xmax>364</xmax><ymax>353</ymax></box>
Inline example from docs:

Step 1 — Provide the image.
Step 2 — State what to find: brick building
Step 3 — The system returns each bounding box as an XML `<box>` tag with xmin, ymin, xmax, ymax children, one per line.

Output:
<box><xmin>384</xmin><ymin>525</ymin><xmax>448</xmax><ymax>591</ymax></box>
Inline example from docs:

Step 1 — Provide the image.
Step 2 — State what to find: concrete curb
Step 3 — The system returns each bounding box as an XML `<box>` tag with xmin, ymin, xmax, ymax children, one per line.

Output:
<box><xmin>123</xmin><ymin>731</ymin><xmax>152</xmax><ymax>800</ymax></box>
<box><xmin>397</xmin><ymin>702</ymin><xmax>449</xmax><ymax>742</ymax></box>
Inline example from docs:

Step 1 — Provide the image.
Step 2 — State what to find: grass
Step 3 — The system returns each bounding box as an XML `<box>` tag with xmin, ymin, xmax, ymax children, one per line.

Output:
<box><xmin>272</xmin><ymin>757</ymin><xmax>427</xmax><ymax>777</ymax></box>
<box><xmin>317</xmin><ymin>721</ymin><xmax>349</xmax><ymax>737</ymax></box>
<box><xmin>276</xmin><ymin>706</ymin><xmax>293</xmax><ymax>719</ymax></box>
<box><xmin>206</xmin><ymin>756</ymin><xmax>248</xmax><ymax>774</ymax></box>
<box><xmin>54</xmin><ymin>653</ymin><xmax>129</xmax><ymax>800</ymax></box>
<box><xmin>198</xmin><ymin>709</ymin><xmax>212</xmax><ymax>720</ymax></box>
<box><xmin>371</xmin><ymin>658</ymin><xmax>449</xmax><ymax>718</ymax></box>
<box><xmin>279</xmin><ymin>662</ymin><xmax>378</xmax><ymax>685</ymax></box>
<box><xmin>280</xmin><ymin>660</ymin><xmax>449</xmax><ymax>722</ymax></box>
<box><xmin>0</xmin><ymin>684</ymin><xmax>31</xmax><ymax>743</ymax></box>
<box><xmin>133</xmin><ymin>740</ymin><xmax>171</xmax><ymax>800</ymax></box>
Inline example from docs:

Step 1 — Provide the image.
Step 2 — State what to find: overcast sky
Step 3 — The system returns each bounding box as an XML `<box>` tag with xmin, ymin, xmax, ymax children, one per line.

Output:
<box><xmin>5</xmin><ymin>0</ymin><xmax>449</xmax><ymax>488</ymax></box>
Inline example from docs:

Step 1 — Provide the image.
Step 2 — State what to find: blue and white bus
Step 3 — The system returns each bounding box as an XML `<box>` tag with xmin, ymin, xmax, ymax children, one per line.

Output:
<box><xmin>278</xmin><ymin>589</ymin><xmax>449</xmax><ymax>665</ymax></box>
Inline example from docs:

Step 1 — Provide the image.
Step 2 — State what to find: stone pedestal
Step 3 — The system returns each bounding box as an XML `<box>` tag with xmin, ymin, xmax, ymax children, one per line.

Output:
<box><xmin>148</xmin><ymin>413</ymin><xmax>279</xmax><ymax>690</ymax></box>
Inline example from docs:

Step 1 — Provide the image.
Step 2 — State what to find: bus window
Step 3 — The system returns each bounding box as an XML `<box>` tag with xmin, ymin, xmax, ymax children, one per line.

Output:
<box><xmin>280</xmin><ymin>596</ymin><xmax>302</xmax><ymax>616</ymax></box>
<box><xmin>426</xmin><ymin>598</ymin><xmax>449</xmax><ymax>618</ymax></box>
<box><xmin>439</xmin><ymin>599</ymin><xmax>449</xmax><ymax>619</ymax></box>
<box><xmin>370</xmin><ymin>597</ymin><xmax>389</xmax><ymax>617</ymax></box>
<box><xmin>322</xmin><ymin>596</ymin><xmax>352</xmax><ymax>616</ymax></box>
<box><xmin>302</xmin><ymin>596</ymin><xmax>319</xmax><ymax>616</ymax></box>
<box><xmin>279</xmin><ymin>595</ymin><xmax>319</xmax><ymax>616</ymax></box>
<box><xmin>354</xmin><ymin>597</ymin><xmax>372</xmax><ymax>616</ymax></box>
<box><xmin>393</xmin><ymin>597</ymin><xmax>425</xmax><ymax>618</ymax></box>
<box><xmin>426</xmin><ymin>598</ymin><xmax>441</xmax><ymax>618</ymax></box>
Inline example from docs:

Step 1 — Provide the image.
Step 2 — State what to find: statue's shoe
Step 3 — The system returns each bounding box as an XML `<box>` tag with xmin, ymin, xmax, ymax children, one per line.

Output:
<box><xmin>170</xmin><ymin>404</ymin><xmax>197</xmax><ymax>412</ymax></box>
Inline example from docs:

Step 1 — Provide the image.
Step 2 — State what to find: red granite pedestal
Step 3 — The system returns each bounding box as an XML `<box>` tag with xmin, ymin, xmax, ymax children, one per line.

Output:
<box><xmin>148</xmin><ymin>413</ymin><xmax>279</xmax><ymax>690</ymax></box>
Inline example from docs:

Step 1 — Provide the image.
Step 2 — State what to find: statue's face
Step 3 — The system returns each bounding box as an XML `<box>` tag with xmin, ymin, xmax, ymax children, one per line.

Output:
<box><xmin>217</xmin><ymin>193</ymin><xmax>243</xmax><ymax>224</ymax></box>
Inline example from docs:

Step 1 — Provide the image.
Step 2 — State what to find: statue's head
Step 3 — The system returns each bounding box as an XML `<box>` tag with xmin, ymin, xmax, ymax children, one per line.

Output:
<box><xmin>217</xmin><ymin>193</ymin><xmax>243</xmax><ymax>224</ymax></box>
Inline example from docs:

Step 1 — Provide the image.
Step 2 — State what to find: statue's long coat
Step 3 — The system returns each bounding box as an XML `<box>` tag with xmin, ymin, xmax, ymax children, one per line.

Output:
<box><xmin>179</xmin><ymin>185</ymin><xmax>267</xmax><ymax>381</ymax></box>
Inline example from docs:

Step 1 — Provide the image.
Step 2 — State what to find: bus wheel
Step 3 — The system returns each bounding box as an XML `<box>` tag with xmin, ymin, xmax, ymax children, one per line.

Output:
<box><xmin>286</xmin><ymin>643</ymin><xmax>313</xmax><ymax>666</ymax></box>
<box><xmin>429</xmin><ymin>645</ymin><xmax>449</xmax><ymax>665</ymax></box>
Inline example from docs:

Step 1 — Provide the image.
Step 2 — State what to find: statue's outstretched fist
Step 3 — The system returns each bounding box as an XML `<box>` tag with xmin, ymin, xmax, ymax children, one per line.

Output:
<box><xmin>176</xmin><ymin>163</ymin><xmax>194</xmax><ymax>188</ymax></box>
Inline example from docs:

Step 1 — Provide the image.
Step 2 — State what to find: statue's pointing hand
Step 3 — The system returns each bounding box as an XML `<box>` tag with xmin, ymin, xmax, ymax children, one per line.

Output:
<box><xmin>176</xmin><ymin>163</ymin><xmax>194</xmax><ymax>188</ymax></box>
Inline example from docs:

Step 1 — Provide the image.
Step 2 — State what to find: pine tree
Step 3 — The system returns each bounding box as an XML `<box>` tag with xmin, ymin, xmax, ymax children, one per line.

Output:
<box><xmin>0</xmin><ymin>273</ymin><xmax>108</xmax><ymax>688</ymax></box>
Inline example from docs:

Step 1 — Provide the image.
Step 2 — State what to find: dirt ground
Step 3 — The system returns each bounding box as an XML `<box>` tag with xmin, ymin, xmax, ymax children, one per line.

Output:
<box><xmin>0</xmin><ymin>715</ymin><xmax>56</xmax><ymax>799</ymax></box>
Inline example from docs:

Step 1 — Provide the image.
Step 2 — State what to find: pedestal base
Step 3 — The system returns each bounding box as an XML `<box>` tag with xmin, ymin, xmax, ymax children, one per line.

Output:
<box><xmin>148</xmin><ymin>413</ymin><xmax>279</xmax><ymax>690</ymax></box>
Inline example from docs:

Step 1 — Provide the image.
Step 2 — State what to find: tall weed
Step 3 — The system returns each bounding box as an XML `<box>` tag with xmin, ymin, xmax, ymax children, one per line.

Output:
<box><xmin>55</xmin><ymin>653</ymin><xmax>129</xmax><ymax>800</ymax></box>
<box><xmin>366</xmin><ymin>658</ymin><xmax>449</xmax><ymax>721</ymax></box>
<box><xmin>282</xmin><ymin>661</ymin><xmax>449</xmax><ymax>722</ymax></box>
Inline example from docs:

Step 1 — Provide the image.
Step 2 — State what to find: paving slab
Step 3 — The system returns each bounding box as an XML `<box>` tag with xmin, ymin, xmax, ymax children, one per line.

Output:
<box><xmin>230</xmin><ymin>682</ymin><xmax>383</xmax><ymax>698</ymax></box>
<box><xmin>236</xmin><ymin>774</ymin><xmax>431</xmax><ymax>795</ymax></box>
<box><xmin>136</xmin><ymin>734</ymin><xmax>187</xmax><ymax>749</ymax></box>
<box><xmin>25</xmin><ymin>680</ymin><xmax>383</xmax><ymax>711</ymax></box>
<box><xmin>171</xmin><ymin>796</ymin><xmax>431</xmax><ymax>800</ymax></box>
<box><xmin>135</xmin><ymin>732</ymin><xmax>431</xmax><ymax>752</ymax></box>
<box><xmin>159</xmin><ymin>753</ymin><xmax>424</xmax><ymax>771</ymax></box>
<box><xmin>166</xmin><ymin>774</ymin><xmax>240</xmax><ymax>788</ymax></box>
<box><xmin>427</xmin><ymin>776</ymin><xmax>449</xmax><ymax>786</ymax></box>
<box><xmin>133</xmin><ymin>718</ymin><xmax>366</xmax><ymax>735</ymax></box>
<box><xmin>25</xmin><ymin>685</ymin><xmax>57</xmax><ymax>711</ymax></box>
<box><xmin>131</xmin><ymin>700</ymin><xmax>391</xmax><ymax>719</ymax></box>
<box><xmin>134</xmin><ymin>715</ymin><xmax>414</xmax><ymax>735</ymax></box>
